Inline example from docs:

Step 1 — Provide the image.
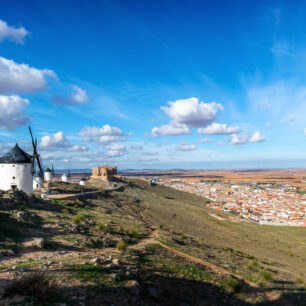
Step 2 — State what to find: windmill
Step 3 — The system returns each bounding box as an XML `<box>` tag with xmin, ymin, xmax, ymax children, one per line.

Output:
<box><xmin>29</xmin><ymin>126</ymin><xmax>44</xmax><ymax>176</ymax></box>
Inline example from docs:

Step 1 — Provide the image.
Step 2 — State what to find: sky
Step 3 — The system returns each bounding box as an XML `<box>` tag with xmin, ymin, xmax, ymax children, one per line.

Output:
<box><xmin>1</xmin><ymin>0</ymin><xmax>306</xmax><ymax>170</ymax></box>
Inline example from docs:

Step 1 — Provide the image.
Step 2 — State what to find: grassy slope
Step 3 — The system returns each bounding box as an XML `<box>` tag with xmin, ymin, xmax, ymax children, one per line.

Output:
<box><xmin>128</xmin><ymin>180</ymin><xmax>306</xmax><ymax>277</ymax></box>
<box><xmin>0</xmin><ymin>179</ymin><xmax>305</xmax><ymax>305</ymax></box>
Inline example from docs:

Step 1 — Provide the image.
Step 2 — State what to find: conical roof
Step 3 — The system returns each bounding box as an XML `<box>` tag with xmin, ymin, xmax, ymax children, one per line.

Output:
<box><xmin>0</xmin><ymin>144</ymin><xmax>32</xmax><ymax>164</ymax></box>
<box><xmin>44</xmin><ymin>168</ymin><xmax>52</xmax><ymax>172</ymax></box>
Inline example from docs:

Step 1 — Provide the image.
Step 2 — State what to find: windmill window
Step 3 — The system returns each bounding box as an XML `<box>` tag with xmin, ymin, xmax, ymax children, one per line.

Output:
<box><xmin>12</xmin><ymin>176</ymin><xmax>15</xmax><ymax>179</ymax></box>
<box><xmin>12</xmin><ymin>165</ymin><xmax>15</xmax><ymax>167</ymax></box>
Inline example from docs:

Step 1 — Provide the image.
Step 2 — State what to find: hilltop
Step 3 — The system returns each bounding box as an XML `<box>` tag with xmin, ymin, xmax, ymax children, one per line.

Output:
<box><xmin>0</xmin><ymin>179</ymin><xmax>305</xmax><ymax>305</ymax></box>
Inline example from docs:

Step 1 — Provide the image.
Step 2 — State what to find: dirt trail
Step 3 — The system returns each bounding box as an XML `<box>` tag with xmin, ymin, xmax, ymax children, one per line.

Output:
<box><xmin>135</xmin><ymin>199</ymin><xmax>292</xmax><ymax>306</ymax></box>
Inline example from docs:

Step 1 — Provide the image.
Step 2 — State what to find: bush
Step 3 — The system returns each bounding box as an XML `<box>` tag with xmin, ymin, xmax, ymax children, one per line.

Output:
<box><xmin>296</xmin><ymin>277</ymin><xmax>304</xmax><ymax>284</ymax></box>
<box><xmin>226</xmin><ymin>277</ymin><xmax>244</xmax><ymax>292</ymax></box>
<box><xmin>97</xmin><ymin>223</ymin><xmax>107</xmax><ymax>232</ymax></box>
<box><xmin>62</xmin><ymin>208</ymin><xmax>69</xmax><ymax>214</ymax></box>
<box><xmin>72</xmin><ymin>212</ymin><xmax>86</xmax><ymax>224</ymax></box>
<box><xmin>4</xmin><ymin>272</ymin><xmax>57</xmax><ymax>303</ymax></box>
<box><xmin>116</xmin><ymin>240</ymin><xmax>127</xmax><ymax>252</ymax></box>
<box><xmin>159</xmin><ymin>224</ymin><xmax>164</xmax><ymax>228</ymax></box>
<box><xmin>127</xmin><ymin>229</ymin><xmax>139</xmax><ymax>238</ymax></box>
<box><xmin>260</xmin><ymin>270</ymin><xmax>273</xmax><ymax>281</ymax></box>
<box><xmin>247</xmin><ymin>261</ymin><xmax>259</xmax><ymax>271</ymax></box>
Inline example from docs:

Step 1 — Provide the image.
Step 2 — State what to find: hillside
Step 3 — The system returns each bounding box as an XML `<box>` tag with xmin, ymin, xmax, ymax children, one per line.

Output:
<box><xmin>0</xmin><ymin>179</ymin><xmax>305</xmax><ymax>305</ymax></box>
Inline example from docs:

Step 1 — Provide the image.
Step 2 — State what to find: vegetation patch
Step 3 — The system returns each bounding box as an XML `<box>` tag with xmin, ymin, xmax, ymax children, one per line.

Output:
<box><xmin>4</xmin><ymin>272</ymin><xmax>58</xmax><ymax>303</ymax></box>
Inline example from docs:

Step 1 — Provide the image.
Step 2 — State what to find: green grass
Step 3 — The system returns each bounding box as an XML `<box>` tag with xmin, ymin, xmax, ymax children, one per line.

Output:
<box><xmin>259</xmin><ymin>270</ymin><xmax>273</xmax><ymax>281</ymax></box>
<box><xmin>225</xmin><ymin>277</ymin><xmax>244</xmax><ymax>292</ymax></box>
<box><xmin>116</xmin><ymin>240</ymin><xmax>127</xmax><ymax>252</ymax></box>
<box><xmin>72</xmin><ymin>212</ymin><xmax>87</xmax><ymax>224</ymax></box>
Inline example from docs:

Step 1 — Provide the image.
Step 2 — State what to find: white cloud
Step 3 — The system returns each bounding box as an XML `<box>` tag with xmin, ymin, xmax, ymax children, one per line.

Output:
<box><xmin>176</xmin><ymin>141</ymin><xmax>197</xmax><ymax>151</ymax></box>
<box><xmin>0</xmin><ymin>95</ymin><xmax>29</xmax><ymax>130</ymax></box>
<box><xmin>231</xmin><ymin>132</ymin><xmax>265</xmax><ymax>145</ymax></box>
<box><xmin>67</xmin><ymin>145</ymin><xmax>88</xmax><ymax>152</ymax></box>
<box><xmin>198</xmin><ymin>138</ymin><xmax>211</xmax><ymax>143</ymax></box>
<box><xmin>198</xmin><ymin>123</ymin><xmax>240</xmax><ymax>135</ymax></box>
<box><xmin>249</xmin><ymin>131</ymin><xmax>265</xmax><ymax>143</ymax></box>
<box><xmin>104</xmin><ymin>143</ymin><xmax>127</xmax><ymax>158</ymax></box>
<box><xmin>0</xmin><ymin>19</ymin><xmax>29</xmax><ymax>44</ymax></box>
<box><xmin>40</xmin><ymin>131</ymin><xmax>71</xmax><ymax>149</ymax></box>
<box><xmin>161</xmin><ymin>97</ymin><xmax>223</xmax><ymax>128</ymax></box>
<box><xmin>0</xmin><ymin>57</ymin><xmax>57</xmax><ymax>94</ymax></box>
<box><xmin>53</xmin><ymin>85</ymin><xmax>90</xmax><ymax>105</ymax></box>
<box><xmin>79</xmin><ymin>124</ymin><xmax>126</xmax><ymax>142</ymax></box>
<box><xmin>151</xmin><ymin>121</ymin><xmax>190</xmax><ymax>137</ymax></box>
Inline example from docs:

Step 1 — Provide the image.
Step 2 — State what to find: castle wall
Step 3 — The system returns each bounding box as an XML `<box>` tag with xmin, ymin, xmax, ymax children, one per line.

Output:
<box><xmin>0</xmin><ymin>163</ymin><xmax>33</xmax><ymax>194</ymax></box>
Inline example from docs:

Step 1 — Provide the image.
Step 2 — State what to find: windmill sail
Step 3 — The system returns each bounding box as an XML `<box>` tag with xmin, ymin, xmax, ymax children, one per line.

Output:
<box><xmin>29</xmin><ymin>126</ymin><xmax>43</xmax><ymax>174</ymax></box>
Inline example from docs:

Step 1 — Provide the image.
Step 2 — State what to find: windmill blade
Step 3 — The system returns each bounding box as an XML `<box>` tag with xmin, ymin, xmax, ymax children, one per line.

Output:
<box><xmin>36</xmin><ymin>156</ymin><xmax>43</xmax><ymax>174</ymax></box>
<box><xmin>35</xmin><ymin>137</ymin><xmax>37</xmax><ymax>147</ymax></box>
<box><xmin>29</xmin><ymin>126</ymin><xmax>35</xmax><ymax>146</ymax></box>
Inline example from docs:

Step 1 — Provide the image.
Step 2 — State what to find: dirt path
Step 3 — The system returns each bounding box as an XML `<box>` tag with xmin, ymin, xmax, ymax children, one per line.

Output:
<box><xmin>130</xmin><ymin>222</ymin><xmax>291</xmax><ymax>305</ymax></box>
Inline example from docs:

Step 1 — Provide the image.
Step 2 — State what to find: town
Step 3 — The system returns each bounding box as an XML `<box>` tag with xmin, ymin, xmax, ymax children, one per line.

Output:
<box><xmin>152</xmin><ymin>178</ymin><xmax>306</xmax><ymax>227</ymax></box>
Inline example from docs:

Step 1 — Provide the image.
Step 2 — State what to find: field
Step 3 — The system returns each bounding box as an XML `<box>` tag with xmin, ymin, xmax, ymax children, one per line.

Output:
<box><xmin>122</xmin><ymin>168</ymin><xmax>306</xmax><ymax>189</ymax></box>
<box><xmin>0</xmin><ymin>179</ymin><xmax>305</xmax><ymax>305</ymax></box>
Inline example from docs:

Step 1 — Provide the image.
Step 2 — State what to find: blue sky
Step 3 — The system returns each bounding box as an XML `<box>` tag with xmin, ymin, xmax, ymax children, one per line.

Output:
<box><xmin>0</xmin><ymin>0</ymin><xmax>306</xmax><ymax>170</ymax></box>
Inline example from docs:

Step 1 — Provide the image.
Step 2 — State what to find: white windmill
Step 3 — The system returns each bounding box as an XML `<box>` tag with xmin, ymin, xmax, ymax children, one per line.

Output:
<box><xmin>0</xmin><ymin>126</ymin><xmax>44</xmax><ymax>194</ymax></box>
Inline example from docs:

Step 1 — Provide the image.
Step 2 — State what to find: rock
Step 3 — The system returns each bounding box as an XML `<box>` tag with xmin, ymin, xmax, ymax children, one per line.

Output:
<box><xmin>39</xmin><ymin>256</ymin><xmax>46</xmax><ymax>260</ymax></box>
<box><xmin>91</xmin><ymin>258</ymin><xmax>102</xmax><ymax>265</ymax></box>
<box><xmin>16</xmin><ymin>211</ymin><xmax>30</xmax><ymax>222</ymax></box>
<box><xmin>110</xmin><ymin>273</ymin><xmax>120</xmax><ymax>281</ymax></box>
<box><xmin>23</xmin><ymin>237</ymin><xmax>44</xmax><ymax>249</ymax></box>
<box><xmin>47</xmin><ymin>261</ymin><xmax>54</xmax><ymax>266</ymax></box>
<box><xmin>112</xmin><ymin>258</ymin><xmax>119</xmax><ymax>265</ymax></box>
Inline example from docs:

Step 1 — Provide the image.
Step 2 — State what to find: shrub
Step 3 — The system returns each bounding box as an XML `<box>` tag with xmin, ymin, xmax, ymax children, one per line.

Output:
<box><xmin>97</xmin><ymin>223</ymin><xmax>107</xmax><ymax>232</ymax></box>
<box><xmin>296</xmin><ymin>277</ymin><xmax>304</xmax><ymax>284</ymax></box>
<box><xmin>127</xmin><ymin>229</ymin><xmax>139</xmax><ymax>238</ymax></box>
<box><xmin>62</xmin><ymin>208</ymin><xmax>69</xmax><ymax>214</ymax></box>
<box><xmin>72</xmin><ymin>212</ymin><xmax>86</xmax><ymax>224</ymax></box>
<box><xmin>226</xmin><ymin>277</ymin><xmax>244</xmax><ymax>292</ymax></box>
<box><xmin>4</xmin><ymin>272</ymin><xmax>57</xmax><ymax>303</ymax></box>
<box><xmin>260</xmin><ymin>270</ymin><xmax>273</xmax><ymax>281</ymax></box>
<box><xmin>116</xmin><ymin>240</ymin><xmax>127</xmax><ymax>252</ymax></box>
<box><xmin>247</xmin><ymin>261</ymin><xmax>259</xmax><ymax>271</ymax></box>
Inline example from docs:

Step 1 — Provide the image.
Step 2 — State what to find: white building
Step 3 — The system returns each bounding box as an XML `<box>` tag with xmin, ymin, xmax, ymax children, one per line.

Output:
<box><xmin>61</xmin><ymin>173</ymin><xmax>68</xmax><ymax>182</ymax></box>
<box><xmin>0</xmin><ymin>144</ymin><xmax>33</xmax><ymax>194</ymax></box>
<box><xmin>80</xmin><ymin>178</ymin><xmax>85</xmax><ymax>186</ymax></box>
<box><xmin>44</xmin><ymin>168</ymin><xmax>52</xmax><ymax>182</ymax></box>
<box><xmin>33</xmin><ymin>172</ymin><xmax>44</xmax><ymax>190</ymax></box>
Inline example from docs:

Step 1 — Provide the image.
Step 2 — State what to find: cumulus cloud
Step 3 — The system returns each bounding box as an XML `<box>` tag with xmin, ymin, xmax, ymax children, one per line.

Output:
<box><xmin>150</xmin><ymin>121</ymin><xmax>190</xmax><ymax>137</ymax></box>
<box><xmin>79</xmin><ymin>124</ymin><xmax>127</xmax><ymax>143</ymax></box>
<box><xmin>67</xmin><ymin>145</ymin><xmax>88</xmax><ymax>152</ymax></box>
<box><xmin>0</xmin><ymin>19</ymin><xmax>29</xmax><ymax>44</ymax></box>
<box><xmin>150</xmin><ymin>97</ymin><xmax>223</xmax><ymax>137</ymax></box>
<box><xmin>175</xmin><ymin>141</ymin><xmax>197</xmax><ymax>151</ymax></box>
<box><xmin>0</xmin><ymin>95</ymin><xmax>30</xmax><ymax>130</ymax></box>
<box><xmin>53</xmin><ymin>85</ymin><xmax>90</xmax><ymax>105</ymax></box>
<box><xmin>104</xmin><ymin>143</ymin><xmax>127</xmax><ymax>158</ymax></box>
<box><xmin>231</xmin><ymin>132</ymin><xmax>265</xmax><ymax>145</ymax></box>
<box><xmin>198</xmin><ymin>123</ymin><xmax>240</xmax><ymax>135</ymax></box>
<box><xmin>0</xmin><ymin>57</ymin><xmax>57</xmax><ymax>94</ymax></box>
<box><xmin>40</xmin><ymin>131</ymin><xmax>71</xmax><ymax>149</ymax></box>
<box><xmin>161</xmin><ymin>97</ymin><xmax>223</xmax><ymax>128</ymax></box>
<box><xmin>198</xmin><ymin>138</ymin><xmax>211</xmax><ymax>143</ymax></box>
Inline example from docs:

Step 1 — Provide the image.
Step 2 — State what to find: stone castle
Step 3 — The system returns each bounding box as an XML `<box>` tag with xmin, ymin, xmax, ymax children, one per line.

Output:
<box><xmin>91</xmin><ymin>166</ymin><xmax>117</xmax><ymax>182</ymax></box>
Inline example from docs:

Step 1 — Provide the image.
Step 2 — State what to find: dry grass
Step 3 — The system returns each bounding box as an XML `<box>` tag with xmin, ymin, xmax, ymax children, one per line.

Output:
<box><xmin>4</xmin><ymin>272</ymin><xmax>57</xmax><ymax>302</ymax></box>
